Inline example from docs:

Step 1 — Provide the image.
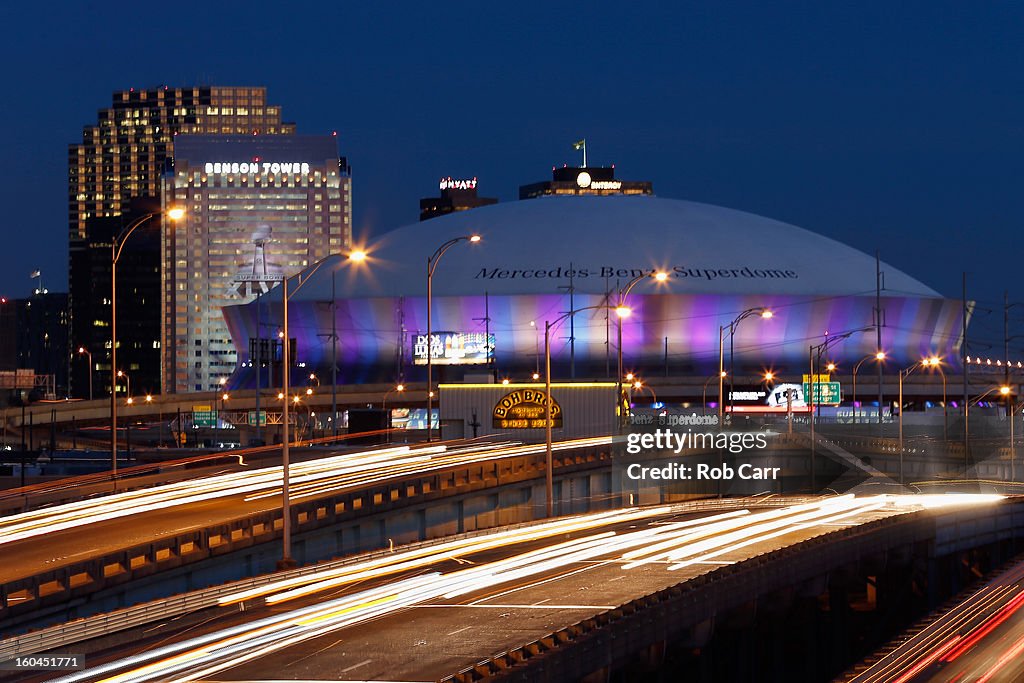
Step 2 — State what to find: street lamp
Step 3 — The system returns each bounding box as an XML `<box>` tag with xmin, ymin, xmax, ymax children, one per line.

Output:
<box><xmin>77</xmin><ymin>346</ymin><xmax>93</xmax><ymax>401</ymax></box>
<box><xmin>897</xmin><ymin>359</ymin><xmax>936</xmax><ymax>484</ymax></box>
<box><xmin>426</xmin><ymin>234</ymin><xmax>481</xmax><ymax>442</ymax></box>
<box><xmin>383</xmin><ymin>383</ymin><xmax>405</xmax><ymax>412</ymax></box>
<box><xmin>545</xmin><ymin>303</ymin><xmax>631</xmax><ymax>516</ymax></box>
<box><xmin>808</xmin><ymin>328</ymin><xmax>871</xmax><ymax>489</ymax></box>
<box><xmin>922</xmin><ymin>357</ymin><xmax>947</xmax><ymax>441</ymax></box>
<box><xmin>275</xmin><ymin>256</ymin><xmax>347</xmax><ymax>569</ymax></box>
<box><xmin>719</xmin><ymin>308</ymin><xmax>773</xmax><ymax>426</ymax></box>
<box><xmin>110</xmin><ymin>207</ymin><xmax>184</xmax><ymax>478</ymax></box>
<box><xmin>116</xmin><ymin>370</ymin><xmax>131</xmax><ymax>404</ymax></box>
<box><xmin>703</xmin><ymin>371</ymin><xmax>727</xmax><ymax>415</ymax></box>
<box><xmin>633</xmin><ymin>380</ymin><xmax>657</xmax><ymax>405</ymax></box>
<box><xmin>615</xmin><ymin>272</ymin><xmax>668</xmax><ymax>428</ymax></box>
<box><xmin>852</xmin><ymin>352</ymin><xmax>886</xmax><ymax>424</ymax></box>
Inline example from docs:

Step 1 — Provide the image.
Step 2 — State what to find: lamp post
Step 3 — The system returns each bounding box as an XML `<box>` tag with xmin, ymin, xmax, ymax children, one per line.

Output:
<box><xmin>77</xmin><ymin>347</ymin><xmax>93</xmax><ymax>401</ymax></box>
<box><xmin>116</xmin><ymin>370</ymin><xmax>131</xmax><ymax>404</ymax></box>
<box><xmin>615</xmin><ymin>271</ymin><xmax>668</xmax><ymax>429</ymax></box>
<box><xmin>809</xmin><ymin>328</ymin><xmax>870</xmax><ymax>489</ymax></box>
<box><xmin>530</xmin><ymin>320</ymin><xmax>540</xmax><ymax>376</ymax></box>
<box><xmin>383</xmin><ymin>383</ymin><xmax>405</xmax><ymax>412</ymax></box>
<box><xmin>383</xmin><ymin>383</ymin><xmax>405</xmax><ymax>442</ymax></box>
<box><xmin>1010</xmin><ymin>398</ymin><xmax>1021</xmax><ymax>484</ymax></box>
<box><xmin>703</xmin><ymin>371</ymin><xmax>726</xmax><ymax>415</ymax></box>
<box><xmin>426</xmin><ymin>235</ymin><xmax>481</xmax><ymax>442</ymax></box>
<box><xmin>632</xmin><ymin>380</ymin><xmax>657</xmax><ymax>405</ymax></box>
<box><xmin>275</xmin><ymin>254</ymin><xmax>360</xmax><ymax>569</ymax></box>
<box><xmin>897</xmin><ymin>359</ymin><xmax>935</xmax><ymax>484</ymax></box>
<box><xmin>545</xmin><ymin>304</ymin><xmax>631</xmax><ymax>516</ymax></box>
<box><xmin>921</xmin><ymin>357</ymin><xmax>947</xmax><ymax>441</ymax></box>
<box><xmin>110</xmin><ymin>207</ymin><xmax>184</xmax><ymax>478</ymax></box>
<box><xmin>852</xmin><ymin>352</ymin><xmax>886</xmax><ymax>424</ymax></box>
<box><xmin>963</xmin><ymin>385</ymin><xmax>1013</xmax><ymax>481</ymax></box>
<box><xmin>718</xmin><ymin>308</ymin><xmax>773</xmax><ymax>427</ymax></box>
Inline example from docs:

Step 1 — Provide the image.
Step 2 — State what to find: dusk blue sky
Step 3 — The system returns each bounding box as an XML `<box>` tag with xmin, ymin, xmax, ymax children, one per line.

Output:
<box><xmin>2</xmin><ymin>1</ymin><xmax>1021</xmax><ymax>350</ymax></box>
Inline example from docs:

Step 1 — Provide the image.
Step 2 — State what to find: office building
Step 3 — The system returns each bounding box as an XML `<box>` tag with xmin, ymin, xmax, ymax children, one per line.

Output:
<box><xmin>68</xmin><ymin>86</ymin><xmax>295</xmax><ymax>395</ymax></box>
<box><xmin>69</xmin><ymin>199</ymin><xmax>162</xmax><ymax>399</ymax></box>
<box><xmin>162</xmin><ymin>134</ymin><xmax>351</xmax><ymax>393</ymax></box>
<box><xmin>69</xmin><ymin>86</ymin><xmax>295</xmax><ymax>242</ymax></box>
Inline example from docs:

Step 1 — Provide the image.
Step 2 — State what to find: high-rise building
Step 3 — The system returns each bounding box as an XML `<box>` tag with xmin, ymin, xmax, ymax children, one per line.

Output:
<box><xmin>69</xmin><ymin>198</ymin><xmax>163</xmax><ymax>399</ymax></box>
<box><xmin>68</xmin><ymin>86</ymin><xmax>295</xmax><ymax>242</ymax></box>
<box><xmin>419</xmin><ymin>176</ymin><xmax>497</xmax><ymax>221</ymax></box>
<box><xmin>15</xmin><ymin>292</ymin><xmax>70</xmax><ymax>397</ymax></box>
<box><xmin>161</xmin><ymin>135</ymin><xmax>352</xmax><ymax>393</ymax></box>
<box><xmin>68</xmin><ymin>86</ymin><xmax>296</xmax><ymax>395</ymax></box>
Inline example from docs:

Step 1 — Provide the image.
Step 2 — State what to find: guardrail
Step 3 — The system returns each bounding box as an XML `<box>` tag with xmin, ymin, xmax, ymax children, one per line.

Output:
<box><xmin>0</xmin><ymin>494</ymin><xmax>818</xmax><ymax>662</ymax></box>
<box><xmin>439</xmin><ymin>498</ymin><xmax>1024</xmax><ymax>682</ymax></box>
<box><xmin>0</xmin><ymin>442</ymin><xmax>614</xmax><ymax>623</ymax></box>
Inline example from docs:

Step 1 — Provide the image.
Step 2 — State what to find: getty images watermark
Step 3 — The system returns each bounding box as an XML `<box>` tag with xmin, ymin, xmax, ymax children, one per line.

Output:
<box><xmin>616</xmin><ymin>412</ymin><xmax>780</xmax><ymax>492</ymax></box>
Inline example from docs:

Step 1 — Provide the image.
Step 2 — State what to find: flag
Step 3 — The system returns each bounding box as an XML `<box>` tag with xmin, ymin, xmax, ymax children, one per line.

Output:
<box><xmin>29</xmin><ymin>270</ymin><xmax>40</xmax><ymax>279</ymax></box>
<box><xmin>572</xmin><ymin>139</ymin><xmax>586</xmax><ymax>150</ymax></box>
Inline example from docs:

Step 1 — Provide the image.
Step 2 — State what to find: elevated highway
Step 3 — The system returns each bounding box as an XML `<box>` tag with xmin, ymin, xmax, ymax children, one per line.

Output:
<box><xmin>4</xmin><ymin>494</ymin><xmax>1019</xmax><ymax>683</ymax></box>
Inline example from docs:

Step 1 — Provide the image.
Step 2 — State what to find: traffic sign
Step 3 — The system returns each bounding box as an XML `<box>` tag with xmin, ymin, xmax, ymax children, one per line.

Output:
<box><xmin>193</xmin><ymin>405</ymin><xmax>218</xmax><ymax>427</ymax></box>
<box><xmin>247</xmin><ymin>410</ymin><xmax>268</xmax><ymax>426</ymax></box>
<box><xmin>802</xmin><ymin>382</ymin><xmax>842</xmax><ymax>406</ymax></box>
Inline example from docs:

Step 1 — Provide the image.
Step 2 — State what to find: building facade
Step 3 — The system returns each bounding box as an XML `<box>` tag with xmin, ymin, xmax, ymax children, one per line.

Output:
<box><xmin>68</xmin><ymin>86</ymin><xmax>296</xmax><ymax>395</ymax></box>
<box><xmin>15</xmin><ymin>292</ymin><xmax>70</xmax><ymax>397</ymax></box>
<box><xmin>69</xmin><ymin>199</ymin><xmax>163</xmax><ymax>399</ymax></box>
<box><xmin>68</xmin><ymin>86</ymin><xmax>295</xmax><ymax>243</ymax></box>
<box><xmin>420</xmin><ymin>177</ymin><xmax>497</xmax><ymax>221</ymax></box>
<box><xmin>162</xmin><ymin>135</ymin><xmax>351</xmax><ymax>393</ymax></box>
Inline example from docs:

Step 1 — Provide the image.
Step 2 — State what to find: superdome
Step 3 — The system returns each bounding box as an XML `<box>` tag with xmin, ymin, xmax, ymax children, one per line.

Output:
<box><xmin>222</xmin><ymin>195</ymin><xmax>962</xmax><ymax>387</ymax></box>
<box><xmin>287</xmin><ymin>196</ymin><xmax>939</xmax><ymax>301</ymax></box>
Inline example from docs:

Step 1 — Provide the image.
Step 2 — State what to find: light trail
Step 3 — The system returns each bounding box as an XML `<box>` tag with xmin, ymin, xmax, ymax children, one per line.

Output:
<box><xmin>51</xmin><ymin>496</ymin><xmax>958</xmax><ymax>683</ymax></box>
<box><xmin>0</xmin><ymin>437</ymin><xmax>612</xmax><ymax>549</ymax></box>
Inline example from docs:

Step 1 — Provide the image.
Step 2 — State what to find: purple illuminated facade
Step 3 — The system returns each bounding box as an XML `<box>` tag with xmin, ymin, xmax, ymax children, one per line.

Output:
<box><xmin>220</xmin><ymin>196</ymin><xmax>965</xmax><ymax>388</ymax></box>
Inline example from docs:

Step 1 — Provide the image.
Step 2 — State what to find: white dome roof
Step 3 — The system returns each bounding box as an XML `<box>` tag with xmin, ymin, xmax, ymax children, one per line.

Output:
<box><xmin>295</xmin><ymin>195</ymin><xmax>939</xmax><ymax>301</ymax></box>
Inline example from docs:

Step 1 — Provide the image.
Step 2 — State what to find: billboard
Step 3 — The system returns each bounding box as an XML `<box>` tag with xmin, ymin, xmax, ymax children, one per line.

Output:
<box><xmin>726</xmin><ymin>383</ymin><xmax>811</xmax><ymax>413</ymax></box>
<box><xmin>413</xmin><ymin>332</ymin><xmax>495</xmax><ymax>366</ymax></box>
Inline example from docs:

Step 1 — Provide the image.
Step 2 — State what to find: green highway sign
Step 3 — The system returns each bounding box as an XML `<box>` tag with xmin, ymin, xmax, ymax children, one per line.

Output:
<box><xmin>193</xmin><ymin>405</ymin><xmax>218</xmax><ymax>427</ymax></box>
<box><xmin>802</xmin><ymin>382</ymin><xmax>842</xmax><ymax>406</ymax></box>
<box><xmin>247</xmin><ymin>410</ymin><xmax>268</xmax><ymax>426</ymax></box>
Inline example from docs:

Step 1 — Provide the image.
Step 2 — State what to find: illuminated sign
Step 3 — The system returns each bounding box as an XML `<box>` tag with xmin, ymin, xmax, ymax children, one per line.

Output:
<box><xmin>575</xmin><ymin>172</ymin><xmax>621</xmax><ymax>190</ymax></box>
<box><xmin>439</xmin><ymin>176</ymin><xmax>478</xmax><ymax>191</ymax></box>
<box><xmin>413</xmin><ymin>332</ymin><xmax>494</xmax><ymax>365</ymax></box>
<box><xmin>203</xmin><ymin>162</ymin><xmax>311</xmax><ymax>175</ymax></box>
<box><xmin>492</xmin><ymin>389</ymin><xmax>562</xmax><ymax>429</ymax></box>
<box><xmin>726</xmin><ymin>383</ymin><xmax>811</xmax><ymax>413</ymax></box>
<box><xmin>802</xmin><ymin>381</ymin><xmax>842</xmax><ymax>406</ymax></box>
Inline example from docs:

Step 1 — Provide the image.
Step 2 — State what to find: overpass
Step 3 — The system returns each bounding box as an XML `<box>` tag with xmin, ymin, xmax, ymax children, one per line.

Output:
<box><xmin>0</xmin><ymin>437</ymin><xmax>617</xmax><ymax>631</ymax></box>
<box><xmin>2</xmin><ymin>494</ymin><xmax>1021</xmax><ymax>682</ymax></box>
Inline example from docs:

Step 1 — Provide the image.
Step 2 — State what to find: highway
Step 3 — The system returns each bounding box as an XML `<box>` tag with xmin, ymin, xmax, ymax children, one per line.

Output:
<box><xmin>20</xmin><ymin>493</ymin><xmax>1001</xmax><ymax>683</ymax></box>
<box><xmin>0</xmin><ymin>437</ymin><xmax>609</xmax><ymax>587</ymax></box>
<box><xmin>847</xmin><ymin>555</ymin><xmax>1024</xmax><ymax>683</ymax></box>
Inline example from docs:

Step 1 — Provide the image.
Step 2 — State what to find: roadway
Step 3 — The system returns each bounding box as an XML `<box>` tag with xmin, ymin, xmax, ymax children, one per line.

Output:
<box><xmin>846</xmin><ymin>555</ymin><xmax>1024</xmax><ymax>682</ymax></box>
<box><xmin>20</xmin><ymin>493</ymin><xmax>1003</xmax><ymax>683</ymax></box>
<box><xmin>0</xmin><ymin>437</ymin><xmax>609</xmax><ymax>587</ymax></box>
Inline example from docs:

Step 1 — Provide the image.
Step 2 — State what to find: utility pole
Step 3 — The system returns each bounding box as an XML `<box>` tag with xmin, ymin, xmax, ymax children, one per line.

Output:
<box><xmin>875</xmin><ymin>252</ymin><xmax>884</xmax><ymax>433</ymax></box>
<box><xmin>963</xmin><ymin>272</ymin><xmax>970</xmax><ymax>473</ymax></box>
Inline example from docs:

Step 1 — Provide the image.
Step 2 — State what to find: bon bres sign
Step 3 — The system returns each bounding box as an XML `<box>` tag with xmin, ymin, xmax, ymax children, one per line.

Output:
<box><xmin>492</xmin><ymin>389</ymin><xmax>562</xmax><ymax>429</ymax></box>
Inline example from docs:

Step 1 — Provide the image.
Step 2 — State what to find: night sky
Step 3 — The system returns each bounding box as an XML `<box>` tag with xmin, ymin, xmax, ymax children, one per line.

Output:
<box><xmin>2</xmin><ymin>1</ymin><xmax>1022</xmax><ymax>350</ymax></box>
